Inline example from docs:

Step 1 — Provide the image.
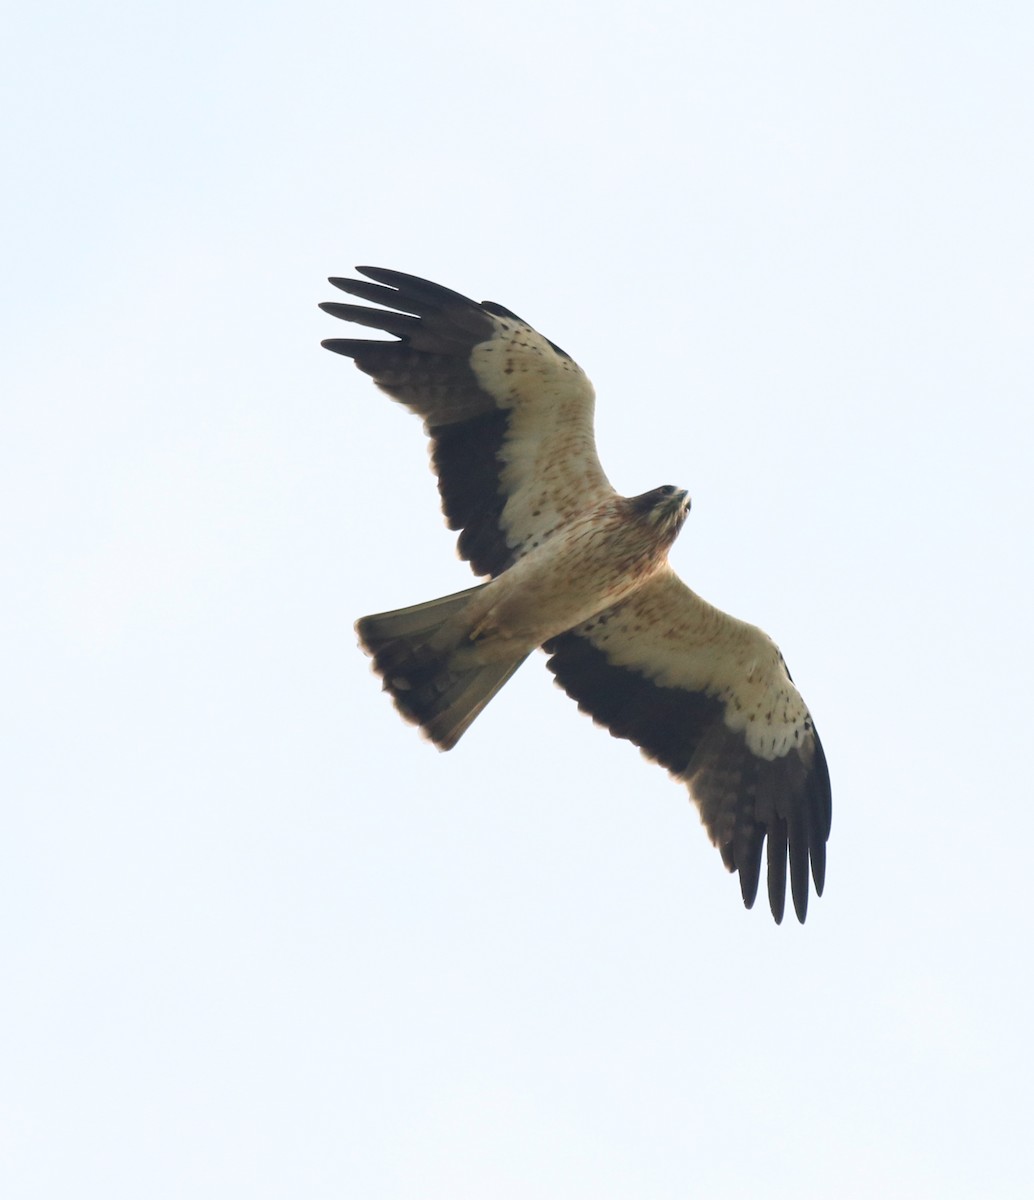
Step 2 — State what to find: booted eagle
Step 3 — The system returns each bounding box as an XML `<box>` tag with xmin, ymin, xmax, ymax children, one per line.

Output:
<box><xmin>321</xmin><ymin>267</ymin><xmax>831</xmax><ymax>923</ymax></box>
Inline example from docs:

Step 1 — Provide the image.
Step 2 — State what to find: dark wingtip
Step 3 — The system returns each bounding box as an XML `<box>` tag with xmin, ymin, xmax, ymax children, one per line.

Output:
<box><xmin>321</xmin><ymin>338</ymin><xmax>362</xmax><ymax>356</ymax></box>
<box><xmin>791</xmin><ymin>889</ymin><xmax>808</xmax><ymax>925</ymax></box>
<box><xmin>328</xmin><ymin>270</ymin><xmax>403</xmax><ymax>295</ymax></box>
<box><xmin>353</xmin><ymin>265</ymin><xmax>409</xmax><ymax>287</ymax></box>
<box><xmin>767</xmin><ymin>822</ymin><xmax>788</xmax><ymax>924</ymax></box>
<box><xmin>810</xmin><ymin>840</ymin><xmax>827</xmax><ymax>898</ymax></box>
<box><xmin>736</xmin><ymin>845</ymin><xmax>763</xmax><ymax>913</ymax></box>
<box><xmin>739</xmin><ymin>871</ymin><xmax>759</xmax><ymax>911</ymax></box>
<box><xmin>787</xmin><ymin>814</ymin><xmax>810</xmax><ymax>924</ymax></box>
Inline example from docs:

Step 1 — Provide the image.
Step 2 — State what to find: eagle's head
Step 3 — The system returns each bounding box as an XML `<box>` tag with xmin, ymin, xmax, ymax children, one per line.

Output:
<box><xmin>631</xmin><ymin>484</ymin><xmax>691</xmax><ymax>537</ymax></box>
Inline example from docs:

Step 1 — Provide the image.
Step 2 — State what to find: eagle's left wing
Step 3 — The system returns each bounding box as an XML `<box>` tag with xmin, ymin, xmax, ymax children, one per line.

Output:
<box><xmin>321</xmin><ymin>268</ymin><xmax>613</xmax><ymax>578</ymax></box>
<box><xmin>544</xmin><ymin>570</ymin><xmax>831</xmax><ymax>923</ymax></box>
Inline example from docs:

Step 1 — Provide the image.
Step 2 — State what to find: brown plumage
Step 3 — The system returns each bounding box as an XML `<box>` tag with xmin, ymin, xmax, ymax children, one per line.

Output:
<box><xmin>322</xmin><ymin>267</ymin><xmax>831</xmax><ymax>923</ymax></box>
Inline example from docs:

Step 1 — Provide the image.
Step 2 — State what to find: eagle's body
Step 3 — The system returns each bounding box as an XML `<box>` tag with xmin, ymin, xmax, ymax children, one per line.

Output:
<box><xmin>321</xmin><ymin>267</ymin><xmax>831</xmax><ymax>923</ymax></box>
<box><xmin>461</xmin><ymin>489</ymin><xmax>689</xmax><ymax>654</ymax></box>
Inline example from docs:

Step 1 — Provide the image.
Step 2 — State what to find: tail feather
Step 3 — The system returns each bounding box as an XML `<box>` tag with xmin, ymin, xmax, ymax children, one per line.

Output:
<box><xmin>356</xmin><ymin>585</ymin><xmax>528</xmax><ymax>750</ymax></box>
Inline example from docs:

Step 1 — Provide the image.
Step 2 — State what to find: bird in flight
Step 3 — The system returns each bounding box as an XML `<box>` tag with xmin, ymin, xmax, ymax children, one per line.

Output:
<box><xmin>321</xmin><ymin>267</ymin><xmax>831</xmax><ymax>923</ymax></box>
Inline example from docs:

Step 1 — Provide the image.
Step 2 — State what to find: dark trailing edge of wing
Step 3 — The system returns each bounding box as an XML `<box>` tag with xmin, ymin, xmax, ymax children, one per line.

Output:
<box><xmin>543</xmin><ymin>630</ymin><xmax>832</xmax><ymax>924</ymax></box>
<box><xmin>431</xmin><ymin>410</ymin><xmax>512</xmax><ymax>575</ymax></box>
<box><xmin>319</xmin><ymin>268</ymin><xmax>522</xmax><ymax>578</ymax></box>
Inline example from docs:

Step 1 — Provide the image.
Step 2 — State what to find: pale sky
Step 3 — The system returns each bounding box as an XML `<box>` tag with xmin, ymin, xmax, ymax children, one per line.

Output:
<box><xmin>4</xmin><ymin>2</ymin><xmax>1034</xmax><ymax>1197</ymax></box>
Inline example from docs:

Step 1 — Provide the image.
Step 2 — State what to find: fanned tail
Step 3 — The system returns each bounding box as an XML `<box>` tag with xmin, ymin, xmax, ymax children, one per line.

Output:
<box><xmin>356</xmin><ymin>585</ymin><xmax>528</xmax><ymax>750</ymax></box>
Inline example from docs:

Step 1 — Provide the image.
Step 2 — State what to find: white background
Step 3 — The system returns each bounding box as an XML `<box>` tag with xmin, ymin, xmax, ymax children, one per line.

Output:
<box><xmin>4</xmin><ymin>2</ymin><xmax>1033</xmax><ymax>1196</ymax></box>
